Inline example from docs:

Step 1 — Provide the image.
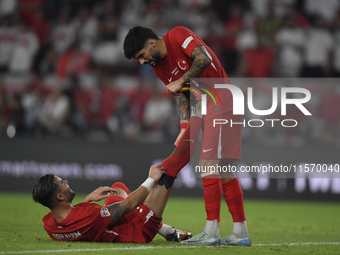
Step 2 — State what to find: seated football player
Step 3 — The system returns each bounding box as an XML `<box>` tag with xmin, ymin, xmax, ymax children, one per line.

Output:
<box><xmin>32</xmin><ymin>165</ymin><xmax>192</xmax><ymax>243</ymax></box>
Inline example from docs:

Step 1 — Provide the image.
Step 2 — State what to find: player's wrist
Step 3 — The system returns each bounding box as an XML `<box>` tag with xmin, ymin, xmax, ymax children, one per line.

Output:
<box><xmin>141</xmin><ymin>177</ymin><xmax>155</xmax><ymax>192</ymax></box>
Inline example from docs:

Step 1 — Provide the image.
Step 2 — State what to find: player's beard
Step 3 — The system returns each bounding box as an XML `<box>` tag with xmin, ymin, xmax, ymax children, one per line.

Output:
<box><xmin>150</xmin><ymin>48</ymin><xmax>161</xmax><ymax>67</ymax></box>
<box><xmin>66</xmin><ymin>189</ymin><xmax>76</xmax><ymax>202</ymax></box>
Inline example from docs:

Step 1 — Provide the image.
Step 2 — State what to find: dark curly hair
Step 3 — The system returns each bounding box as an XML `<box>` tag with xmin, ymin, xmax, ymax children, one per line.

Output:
<box><xmin>32</xmin><ymin>173</ymin><xmax>60</xmax><ymax>209</ymax></box>
<box><xmin>123</xmin><ymin>26</ymin><xmax>159</xmax><ymax>59</ymax></box>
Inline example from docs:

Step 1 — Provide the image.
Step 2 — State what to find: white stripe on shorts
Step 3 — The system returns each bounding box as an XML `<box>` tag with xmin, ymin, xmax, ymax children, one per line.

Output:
<box><xmin>218</xmin><ymin>125</ymin><xmax>222</xmax><ymax>159</ymax></box>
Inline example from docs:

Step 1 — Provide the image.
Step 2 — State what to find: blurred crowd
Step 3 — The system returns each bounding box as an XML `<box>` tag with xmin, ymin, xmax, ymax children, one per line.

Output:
<box><xmin>0</xmin><ymin>0</ymin><xmax>339</xmax><ymax>145</ymax></box>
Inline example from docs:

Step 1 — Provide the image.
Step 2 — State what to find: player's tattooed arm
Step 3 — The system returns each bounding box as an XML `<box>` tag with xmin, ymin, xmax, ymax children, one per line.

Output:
<box><xmin>107</xmin><ymin>202</ymin><xmax>131</xmax><ymax>224</ymax></box>
<box><xmin>176</xmin><ymin>93</ymin><xmax>190</xmax><ymax>122</ymax></box>
<box><xmin>107</xmin><ymin>186</ymin><xmax>149</xmax><ymax>224</ymax></box>
<box><xmin>182</xmin><ymin>45</ymin><xmax>212</xmax><ymax>83</ymax></box>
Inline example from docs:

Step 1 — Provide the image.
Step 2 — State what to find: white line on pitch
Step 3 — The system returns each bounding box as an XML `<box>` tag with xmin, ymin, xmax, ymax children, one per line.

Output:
<box><xmin>1</xmin><ymin>242</ymin><xmax>340</xmax><ymax>254</ymax></box>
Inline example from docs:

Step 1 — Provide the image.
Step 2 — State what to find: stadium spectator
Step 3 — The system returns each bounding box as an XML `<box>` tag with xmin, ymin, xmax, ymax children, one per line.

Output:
<box><xmin>236</xmin><ymin>33</ymin><xmax>275</xmax><ymax>77</ymax></box>
<box><xmin>8</xmin><ymin>21</ymin><xmax>39</xmax><ymax>74</ymax></box>
<box><xmin>304</xmin><ymin>0</ymin><xmax>340</xmax><ymax>23</ymax></box>
<box><xmin>320</xmin><ymin>82</ymin><xmax>340</xmax><ymax>139</ymax></box>
<box><xmin>6</xmin><ymin>93</ymin><xmax>25</xmax><ymax>135</ymax></box>
<box><xmin>56</xmin><ymin>40</ymin><xmax>92</xmax><ymax>80</ymax></box>
<box><xmin>301</xmin><ymin>16</ymin><xmax>333</xmax><ymax>77</ymax></box>
<box><xmin>0</xmin><ymin>16</ymin><xmax>17</xmax><ymax>73</ymax></box>
<box><xmin>36</xmin><ymin>44</ymin><xmax>57</xmax><ymax>76</ymax></box>
<box><xmin>275</xmin><ymin>14</ymin><xmax>305</xmax><ymax>77</ymax></box>
<box><xmin>332</xmin><ymin>11</ymin><xmax>340</xmax><ymax>77</ymax></box>
<box><xmin>98</xmin><ymin>75</ymin><xmax>120</xmax><ymax>125</ymax></box>
<box><xmin>71</xmin><ymin>6</ymin><xmax>98</xmax><ymax>53</ymax></box>
<box><xmin>21</xmin><ymin>7</ymin><xmax>49</xmax><ymax>44</ymax></box>
<box><xmin>36</xmin><ymin>87</ymin><xmax>70</xmax><ymax>136</ymax></box>
<box><xmin>129</xmin><ymin>81</ymin><xmax>152</xmax><ymax>124</ymax></box>
<box><xmin>92</xmin><ymin>0</ymin><xmax>122</xmax><ymax>67</ymax></box>
<box><xmin>0</xmin><ymin>0</ymin><xmax>17</xmax><ymax>18</ymax></box>
<box><xmin>221</xmin><ymin>4</ymin><xmax>244</xmax><ymax>75</ymax></box>
<box><xmin>143</xmin><ymin>84</ymin><xmax>173</xmax><ymax>134</ymax></box>
<box><xmin>50</xmin><ymin>7</ymin><xmax>76</xmax><ymax>55</ymax></box>
<box><xmin>71</xmin><ymin>77</ymin><xmax>93</xmax><ymax>131</ymax></box>
<box><xmin>20</xmin><ymin>74</ymin><xmax>46</xmax><ymax>132</ymax></box>
<box><xmin>107</xmin><ymin>95</ymin><xmax>140</xmax><ymax>141</ymax></box>
<box><xmin>32</xmin><ymin>166</ymin><xmax>192</xmax><ymax>243</ymax></box>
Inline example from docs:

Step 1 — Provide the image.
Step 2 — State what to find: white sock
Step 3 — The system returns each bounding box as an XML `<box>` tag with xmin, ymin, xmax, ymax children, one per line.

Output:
<box><xmin>158</xmin><ymin>223</ymin><xmax>175</xmax><ymax>239</ymax></box>
<box><xmin>204</xmin><ymin>220</ymin><xmax>219</xmax><ymax>238</ymax></box>
<box><xmin>233</xmin><ymin>221</ymin><xmax>248</xmax><ymax>237</ymax></box>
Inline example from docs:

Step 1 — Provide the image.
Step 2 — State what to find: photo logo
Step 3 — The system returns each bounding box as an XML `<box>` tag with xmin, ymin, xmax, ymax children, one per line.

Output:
<box><xmin>189</xmin><ymin>79</ymin><xmax>312</xmax><ymax>128</ymax></box>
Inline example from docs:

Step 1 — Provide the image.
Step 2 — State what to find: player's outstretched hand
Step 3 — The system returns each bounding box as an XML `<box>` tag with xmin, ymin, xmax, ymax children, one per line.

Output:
<box><xmin>83</xmin><ymin>186</ymin><xmax>116</xmax><ymax>203</ymax></box>
<box><xmin>167</xmin><ymin>79</ymin><xmax>184</xmax><ymax>96</ymax></box>
<box><xmin>149</xmin><ymin>164</ymin><xmax>166</xmax><ymax>183</ymax></box>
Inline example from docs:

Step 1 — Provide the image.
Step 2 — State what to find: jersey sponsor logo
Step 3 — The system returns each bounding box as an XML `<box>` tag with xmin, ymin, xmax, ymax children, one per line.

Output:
<box><xmin>100</xmin><ymin>207</ymin><xmax>111</xmax><ymax>217</ymax></box>
<box><xmin>182</xmin><ymin>36</ymin><xmax>194</xmax><ymax>49</ymax></box>
<box><xmin>203</xmin><ymin>148</ymin><xmax>213</xmax><ymax>153</ymax></box>
<box><xmin>177</xmin><ymin>59</ymin><xmax>188</xmax><ymax>71</ymax></box>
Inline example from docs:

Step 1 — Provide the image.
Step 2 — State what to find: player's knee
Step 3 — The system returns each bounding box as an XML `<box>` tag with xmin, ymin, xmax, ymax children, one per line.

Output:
<box><xmin>202</xmin><ymin>176</ymin><xmax>221</xmax><ymax>187</ymax></box>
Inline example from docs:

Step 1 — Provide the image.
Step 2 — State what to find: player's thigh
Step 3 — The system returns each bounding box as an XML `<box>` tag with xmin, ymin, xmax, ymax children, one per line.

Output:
<box><xmin>199</xmin><ymin>112</ymin><xmax>242</xmax><ymax>160</ymax></box>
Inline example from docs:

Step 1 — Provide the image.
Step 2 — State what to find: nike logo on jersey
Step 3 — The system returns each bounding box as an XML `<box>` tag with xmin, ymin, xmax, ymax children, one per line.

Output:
<box><xmin>168</xmin><ymin>77</ymin><xmax>172</xmax><ymax>82</ymax></box>
<box><xmin>203</xmin><ymin>148</ymin><xmax>213</xmax><ymax>153</ymax></box>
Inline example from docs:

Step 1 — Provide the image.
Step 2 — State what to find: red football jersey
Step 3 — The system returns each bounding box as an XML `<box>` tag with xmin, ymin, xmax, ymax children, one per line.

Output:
<box><xmin>42</xmin><ymin>203</ymin><xmax>161</xmax><ymax>243</ymax></box>
<box><xmin>153</xmin><ymin>26</ymin><xmax>233</xmax><ymax>119</ymax></box>
<box><xmin>43</xmin><ymin>202</ymin><xmax>117</xmax><ymax>242</ymax></box>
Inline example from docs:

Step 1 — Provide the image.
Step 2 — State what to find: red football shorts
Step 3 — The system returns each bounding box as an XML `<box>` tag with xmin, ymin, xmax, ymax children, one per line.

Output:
<box><xmin>104</xmin><ymin>182</ymin><xmax>162</xmax><ymax>243</ymax></box>
<box><xmin>199</xmin><ymin>112</ymin><xmax>242</xmax><ymax>160</ymax></box>
<box><xmin>114</xmin><ymin>204</ymin><xmax>162</xmax><ymax>243</ymax></box>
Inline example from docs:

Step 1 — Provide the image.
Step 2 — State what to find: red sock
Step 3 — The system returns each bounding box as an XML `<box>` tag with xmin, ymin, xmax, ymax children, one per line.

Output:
<box><xmin>202</xmin><ymin>176</ymin><xmax>222</xmax><ymax>222</ymax></box>
<box><xmin>161</xmin><ymin>116</ymin><xmax>201</xmax><ymax>178</ymax></box>
<box><xmin>222</xmin><ymin>178</ymin><xmax>246</xmax><ymax>222</ymax></box>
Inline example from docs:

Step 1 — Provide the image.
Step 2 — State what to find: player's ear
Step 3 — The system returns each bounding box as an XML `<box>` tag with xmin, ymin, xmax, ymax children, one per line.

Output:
<box><xmin>148</xmin><ymin>39</ymin><xmax>156</xmax><ymax>48</ymax></box>
<box><xmin>56</xmin><ymin>193</ymin><xmax>65</xmax><ymax>202</ymax></box>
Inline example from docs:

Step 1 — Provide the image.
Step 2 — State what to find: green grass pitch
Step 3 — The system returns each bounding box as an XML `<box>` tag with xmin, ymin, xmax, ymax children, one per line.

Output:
<box><xmin>0</xmin><ymin>193</ymin><xmax>339</xmax><ymax>255</ymax></box>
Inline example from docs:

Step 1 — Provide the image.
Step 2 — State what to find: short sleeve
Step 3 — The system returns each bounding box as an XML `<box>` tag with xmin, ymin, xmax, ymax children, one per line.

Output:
<box><xmin>171</xmin><ymin>26</ymin><xmax>203</xmax><ymax>58</ymax></box>
<box><xmin>79</xmin><ymin>203</ymin><xmax>112</xmax><ymax>235</ymax></box>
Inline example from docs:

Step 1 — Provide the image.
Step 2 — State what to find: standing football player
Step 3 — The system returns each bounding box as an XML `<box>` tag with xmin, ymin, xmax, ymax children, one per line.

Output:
<box><xmin>123</xmin><ymin>26</ymin><xmax>250</xmax><ymax>246</ymax></box>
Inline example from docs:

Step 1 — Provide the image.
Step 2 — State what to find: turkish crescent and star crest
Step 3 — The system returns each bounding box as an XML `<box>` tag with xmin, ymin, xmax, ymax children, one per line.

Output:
<box><xmin>177</xmin><ymin>59</ymin><xmax>188</xmax><ymax>71</ymax></box>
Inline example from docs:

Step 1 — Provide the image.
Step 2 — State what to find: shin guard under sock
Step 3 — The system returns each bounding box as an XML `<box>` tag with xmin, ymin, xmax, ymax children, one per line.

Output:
<box><xmin>222</xmin><ymin>178</ymin><xmax>246</xmax><ymax>222</ymax></box>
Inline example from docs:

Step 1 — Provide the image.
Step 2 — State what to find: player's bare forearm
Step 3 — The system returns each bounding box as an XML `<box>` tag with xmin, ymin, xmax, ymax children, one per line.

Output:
<box><xmin>182</xmin><ymin>45</ymin><xmax>212</xmax><ymax>83</ymax></box>
<box><xmin>107</xmin><ymin>186</ymin><xmax>149</xmax><ymax>224</ymax></box>
<box><xmin>176</xmin><ymin>94</ymin><xmax>190</xmax><ymax>122</ymax></box>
